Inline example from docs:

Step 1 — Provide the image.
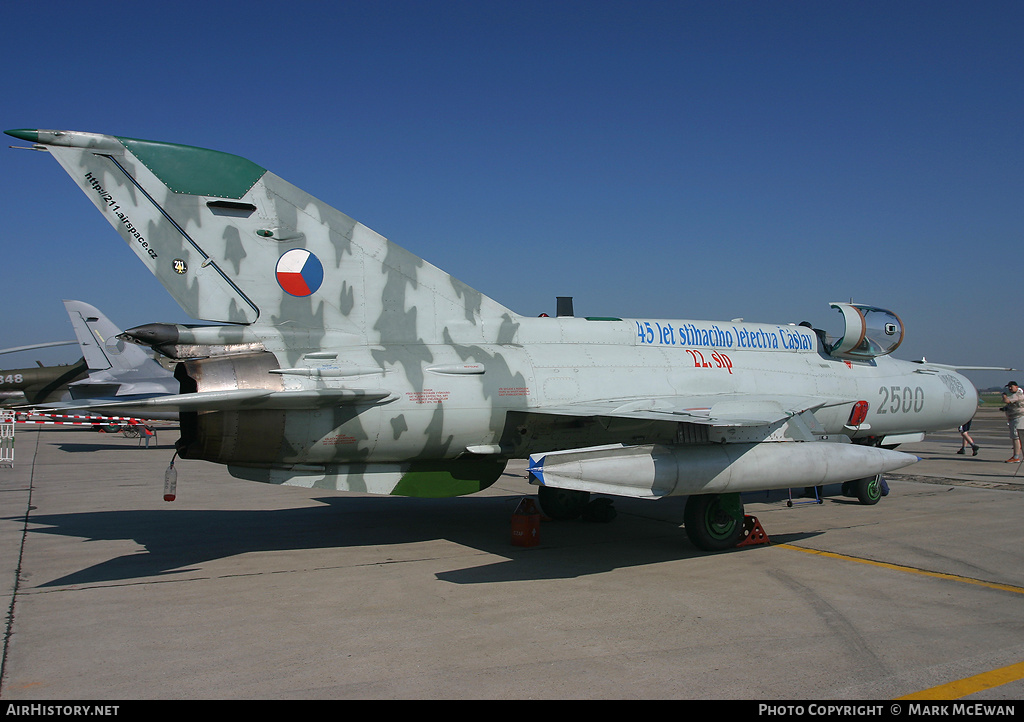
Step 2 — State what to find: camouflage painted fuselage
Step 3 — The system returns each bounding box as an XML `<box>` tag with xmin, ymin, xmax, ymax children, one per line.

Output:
<box><xmin>191</xmin><ymin>315</ymin><xmax>975</xmax><ymax>494</ymax></box>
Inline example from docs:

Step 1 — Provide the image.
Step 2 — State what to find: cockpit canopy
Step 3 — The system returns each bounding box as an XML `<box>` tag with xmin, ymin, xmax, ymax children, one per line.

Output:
<box><xmin>828</xmin><ymin>303</ymin><xmax>904</xmax><ymax>359</ymax></box>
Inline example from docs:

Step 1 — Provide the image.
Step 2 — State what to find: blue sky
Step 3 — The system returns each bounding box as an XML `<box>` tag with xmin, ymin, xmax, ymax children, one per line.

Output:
<box><xmin>2</xmin><ymin>0</ymin><xmax>1020</xmax><ymax>388</ymax></box>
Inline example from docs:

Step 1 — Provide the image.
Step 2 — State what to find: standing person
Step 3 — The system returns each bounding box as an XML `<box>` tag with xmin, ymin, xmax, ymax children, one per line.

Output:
<box><xmin>957</xmin><ymin>417</ymin><xmax>980</xmax><ymax>456</ymax></box>
<box><xmin>1001</xmin><ymin>381</ymin><xmax>1024</xmax><ymax>462</ymax></box>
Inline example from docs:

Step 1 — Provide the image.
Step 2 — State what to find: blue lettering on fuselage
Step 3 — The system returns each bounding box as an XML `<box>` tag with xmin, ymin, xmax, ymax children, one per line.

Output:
<box><xmin>635</xmin><ymin>321</ymin><xmax>813</xmax><ymax>352</ymax></box>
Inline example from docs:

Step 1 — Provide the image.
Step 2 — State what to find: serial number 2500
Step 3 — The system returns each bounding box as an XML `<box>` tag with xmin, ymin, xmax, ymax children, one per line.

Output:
<box><xmin>878</xmin><ymin>385</ymin><xmax>924</xmax><ymax>414</ymax></box>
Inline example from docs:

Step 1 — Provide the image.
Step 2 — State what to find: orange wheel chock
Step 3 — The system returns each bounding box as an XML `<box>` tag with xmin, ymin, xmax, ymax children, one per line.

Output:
<box><xmin>736</xmin><ymin>515</ymin><xmax>770</xmax><ymax>547</ymax></box>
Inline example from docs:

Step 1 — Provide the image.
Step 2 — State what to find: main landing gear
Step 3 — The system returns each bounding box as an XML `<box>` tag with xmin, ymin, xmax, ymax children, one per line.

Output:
<box><xmin>683</xmin><ymin>493</ymin><xmax>746</xmax><ymax>551</ymax></box>
<box><xmin>538</xmin><ymin>480</ymin><xmax>885</xmax><ymax>552</ymax></box>
<box><xmin>537</xmin><ymin>487</ymin><xmax>765</xmax><ymax>551</ymax></box>
<box><xmin>536</xmin><ymin>485</ymin><xmax>618</xmax><ymax>523</ymax></box>
<box><xmin>536</xmin><ymin>485</ymin><xmax>590</xmax><ymax>520</ymax></box>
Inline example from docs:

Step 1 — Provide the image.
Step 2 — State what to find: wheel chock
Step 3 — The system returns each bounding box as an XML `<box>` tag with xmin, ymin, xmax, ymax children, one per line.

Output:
<box><xmin>736</xmin><ymin>515</ymin><xmax>770</xmax><ymax>547</ymax></box>
<box><xmin>511</xmin><ymin>497</ymin><xmax>541</xmax><ymax>547</ymax></box>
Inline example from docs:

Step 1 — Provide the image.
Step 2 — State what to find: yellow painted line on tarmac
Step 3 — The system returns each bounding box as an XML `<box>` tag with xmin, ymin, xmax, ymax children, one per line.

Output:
<box><xmin>776</xmin><ymin>544</ymin><xmax>1024</xmax><ymax>595</ymax></box>
<box><xmin>777</xmin><ymin>544</ymin><xmax>1024</xmax><ymax>699</ymax></box>
<box><xmin>896</xmin><ymin>660</ymin><xmax>1024</xmax><ymax>700</ymax></box>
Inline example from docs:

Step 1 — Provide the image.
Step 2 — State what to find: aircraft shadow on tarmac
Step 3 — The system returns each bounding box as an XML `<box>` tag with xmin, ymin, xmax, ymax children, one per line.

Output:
<box><xmin>15</xmin><ymin>494</ymin><xmax>825</xmax><ymax>587</ymax></box>
<box><xmin>55</xmin><ymin>442</ymin><xmax>173</xmax><ymax>452</ymax></box>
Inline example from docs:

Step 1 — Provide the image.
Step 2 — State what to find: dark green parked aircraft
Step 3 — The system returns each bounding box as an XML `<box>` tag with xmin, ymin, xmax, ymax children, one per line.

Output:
<box><xmin>0</xmin><ymin>357</ymin><xmax>88</xmax><ymax>406</ymax></box>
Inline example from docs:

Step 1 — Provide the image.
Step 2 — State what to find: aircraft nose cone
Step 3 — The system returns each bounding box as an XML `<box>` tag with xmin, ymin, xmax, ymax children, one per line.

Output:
<box><xmin>955</xmin><ymin>373</ymin><xmax>980</xmax><ymax>425</ymax></box>
<box><xmin>5</xmin><ymin>129</ymin><xmax>40</xmax><ymax>142</ymax></box>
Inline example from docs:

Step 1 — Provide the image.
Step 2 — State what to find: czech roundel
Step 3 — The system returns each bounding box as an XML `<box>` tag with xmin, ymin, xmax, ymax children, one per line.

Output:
<box><xmin>275</xmin><ymin>249</ymin><xmax>324</xmax><ymax>297</ymax></box>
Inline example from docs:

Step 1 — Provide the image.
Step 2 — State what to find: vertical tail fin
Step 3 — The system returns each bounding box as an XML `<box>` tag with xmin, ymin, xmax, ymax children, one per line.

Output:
<box><xmin>63</xmin><ymin>299</ymin><xmax>156</xmax><ymax>373</ymax></box>
<box><xmin>10</xmin><ymin>130</ymin><xmax>516</xmax><ymax>347</ymax></box>
<box><xmin>62</xmin><ymin>299</ymin><xmax>176</xmax><ymax>398</ymax></box>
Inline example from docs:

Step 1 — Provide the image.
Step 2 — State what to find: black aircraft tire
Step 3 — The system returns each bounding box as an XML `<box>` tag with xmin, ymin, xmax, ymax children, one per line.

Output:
<box><xmin>853</xmin><ymin>476</ymin><xmax>883</xmax><ymax>506</ymax></box>
<box><xmin>683</xmin><ymin>494</ymin><xmax>744</xmax><ymax>551</ymax></box>
<box><xmin>581</xmin><ymin>497</ymin><xmax>617</xmax><ymax>523</ymax></box>
<box><xmin>537</xmin><ymin>486</ymin><xmax>591</xmax><ymax>521</ymax></box>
